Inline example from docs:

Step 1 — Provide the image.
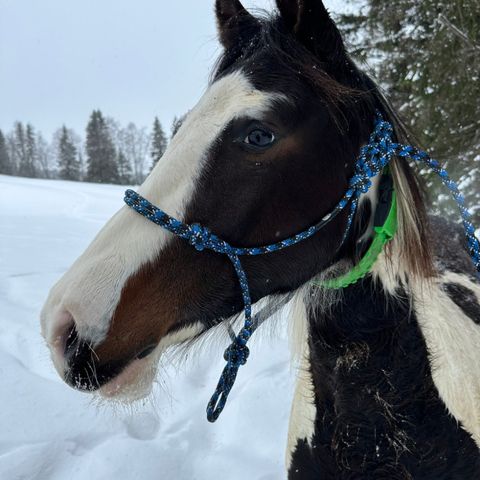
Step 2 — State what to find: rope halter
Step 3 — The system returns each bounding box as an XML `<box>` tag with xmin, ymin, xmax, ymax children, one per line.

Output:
<box><xmin>124</xmin><ymin>113</ymin><xmax>480</xmax><ymax>422</ymax></box>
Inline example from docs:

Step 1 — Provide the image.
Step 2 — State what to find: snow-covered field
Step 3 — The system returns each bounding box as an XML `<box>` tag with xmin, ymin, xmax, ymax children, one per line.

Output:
<box><xmin>0</xmin><ymin>175</ymin><xmax>296</xmax><ymax>480</ymax></box>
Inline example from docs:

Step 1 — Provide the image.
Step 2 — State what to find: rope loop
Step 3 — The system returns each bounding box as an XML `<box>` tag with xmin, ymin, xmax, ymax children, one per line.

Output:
<box><xmin>206</xmin><ymin>346</ymin><xmax>247</xmax><ymax>422</ymax></box>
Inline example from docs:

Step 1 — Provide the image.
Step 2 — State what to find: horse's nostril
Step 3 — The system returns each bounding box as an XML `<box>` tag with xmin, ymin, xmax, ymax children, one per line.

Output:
<box><xmin>63</xmin><ymin>334</ymin><xmax>103</xmax><ymax>391</ymax></box>
<box><xmin>137</xmin><ymin>344</ymin><xmax>157</xmax><ymax>360</ymax></box>
<box><xmin>51</xmin><ymin>315</ymin><xmax>126</xmax><ymax>392</ymax></box>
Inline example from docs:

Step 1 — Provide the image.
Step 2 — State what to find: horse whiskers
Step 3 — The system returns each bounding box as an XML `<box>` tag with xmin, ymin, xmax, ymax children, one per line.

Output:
<box><xmin>83</xmin><ymin>364</ymin><xmax>94</xmax><ymax>391</ymax></box>
<box><xmin>86</xmin><ymin>342</ymin><xmax>99</xmax><ymax>362</ymax></box>
<box><xmin>88</xmin><ymin>354</ymin><xmax>100</xmax><ymax>388</ymax></box>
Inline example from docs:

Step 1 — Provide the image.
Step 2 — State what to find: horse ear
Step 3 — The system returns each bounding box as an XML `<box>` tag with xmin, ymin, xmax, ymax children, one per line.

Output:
<box><xmin>215</xmin><ymin>0</ymin><xmax>261</xmax><ymax>50</ymax></box>
<box><xmin>276</xmin><ymin>0</ymin><xmax>299</xmax><ymax>30</ymax></box>
<box><xmin>276</xmin><ymin>0</ymin><xmax>345</xmax><ymax>62</ymax></box>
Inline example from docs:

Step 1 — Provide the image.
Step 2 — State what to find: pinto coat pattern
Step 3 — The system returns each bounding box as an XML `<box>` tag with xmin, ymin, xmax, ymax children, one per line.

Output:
<box><xmin>41</xmin><ymin>0</ymin><xmax>480</xmax><ymax>478</ymax></box>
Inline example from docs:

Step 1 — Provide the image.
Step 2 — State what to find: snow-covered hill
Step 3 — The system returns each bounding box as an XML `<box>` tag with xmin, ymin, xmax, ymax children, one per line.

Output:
<box><xmin>0</xmin><ymin>175</ymin><xmax>296</xmax><ymax>480</ymax></box>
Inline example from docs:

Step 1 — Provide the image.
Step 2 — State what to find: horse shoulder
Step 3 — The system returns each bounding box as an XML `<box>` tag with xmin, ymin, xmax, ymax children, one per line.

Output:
<box><xmin>414</xmin><ymin>220</ymin><xmax>480</xmax><ymax>445</ymax></box>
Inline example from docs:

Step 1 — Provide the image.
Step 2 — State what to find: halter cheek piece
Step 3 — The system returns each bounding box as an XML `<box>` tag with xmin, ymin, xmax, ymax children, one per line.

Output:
<box><xmin>124</xmin><ymin>113</ymin><xmax>480</xmax><ymax>422</ymax></box>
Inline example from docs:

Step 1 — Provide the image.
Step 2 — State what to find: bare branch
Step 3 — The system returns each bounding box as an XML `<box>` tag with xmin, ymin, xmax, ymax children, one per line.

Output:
<box><xmin>438</xmin><ymin>14</ymin><xmax>480</xmax><ymax>53</ymax></box>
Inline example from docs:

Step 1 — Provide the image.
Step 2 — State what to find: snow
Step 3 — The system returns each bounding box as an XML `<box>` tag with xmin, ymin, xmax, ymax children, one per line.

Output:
<box><xmin>0</xmin><ymin>175</ymin><xmax>297</xmax><ymax>480</ymax></box>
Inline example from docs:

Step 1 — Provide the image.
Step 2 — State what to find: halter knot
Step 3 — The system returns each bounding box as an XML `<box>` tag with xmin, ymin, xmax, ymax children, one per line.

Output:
<box><xmin>188</xmin><ymin>224</ymin><xmax>212</xmax><ymax>251</ymax></box>
<box><xmin>224</xmin><ymin>342</ymin><xmax>250</xmax><ymax>366</ymax></box>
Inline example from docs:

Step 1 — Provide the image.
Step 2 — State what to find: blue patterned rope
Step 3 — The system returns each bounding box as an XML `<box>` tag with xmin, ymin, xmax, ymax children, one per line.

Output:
<box><xmin>124</xmin><ymin>113</ymin><xmax>480</xmax><ymax>422</ymax></box>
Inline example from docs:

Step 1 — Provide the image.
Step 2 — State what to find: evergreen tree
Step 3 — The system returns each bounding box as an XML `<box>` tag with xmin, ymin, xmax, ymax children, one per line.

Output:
<box><xmin>117</xmin><ymin>149</ymin><xmax>132</xmax><ymax>184</ymax></box>
<box><xmin>24</xmin><ymin>124</ymin><xmax>37</xmax><ymax>177</ymax></box>
<box><xmin>150</xmin><ymin>117</ymin><xmax>167</xmax><ymax>170</ymax></box>
<box><xmin>85</xmin><ymin>110</ymin><xmax>119</xmax><ymax>183</ymax></box>
<box><xmin>0</xmin><ymin>129</ymin><xmax>12</xmax><ymax>175</ymax></box>
<box><xmin>338</xmin><ymin>0</ymin><xmax>480</xmax><ymax>221</ymax></box>
<box><xmin>57</xmin><ymin>126</ymin><xmax>80</xmax><ymax>181</ymax></box>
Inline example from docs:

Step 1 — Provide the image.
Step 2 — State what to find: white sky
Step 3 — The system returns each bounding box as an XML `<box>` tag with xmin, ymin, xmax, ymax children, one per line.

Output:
<box><xmin>0</xmin><ymin>0</ymin><xmax>343</xmax><ymax>139</ymax></box>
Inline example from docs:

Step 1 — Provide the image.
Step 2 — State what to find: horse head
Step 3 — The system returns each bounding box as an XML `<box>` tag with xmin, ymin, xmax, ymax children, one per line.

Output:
<box><xmin>41</xmin><ymin>0</ymin><xmax>427</xmax><ymax>401</ymax></box>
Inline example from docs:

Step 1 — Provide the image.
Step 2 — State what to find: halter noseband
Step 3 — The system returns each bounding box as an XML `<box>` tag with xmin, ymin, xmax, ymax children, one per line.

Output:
<box><xmin>124</xmin><ymin>113</ymin><xmax>480</xmax><ymax>422</ymax></box>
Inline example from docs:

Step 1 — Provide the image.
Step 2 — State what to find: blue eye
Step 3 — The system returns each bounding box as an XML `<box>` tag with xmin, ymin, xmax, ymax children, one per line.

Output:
<box><xmin>244</xmin><ymin>129</ymin><xmax>275</xmax><ymax>147</ymax></box>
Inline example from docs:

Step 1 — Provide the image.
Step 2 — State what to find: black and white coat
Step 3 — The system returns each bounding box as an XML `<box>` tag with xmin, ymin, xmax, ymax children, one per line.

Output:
<box><xmin>287</xmin><ymin>217</ymin><xmax>480</xmax><ymax>478</ymax></box>
<box><xmin>39</xmin><ymin>0</ymin><xmax>480</xmax><ymax>477</ymax></box>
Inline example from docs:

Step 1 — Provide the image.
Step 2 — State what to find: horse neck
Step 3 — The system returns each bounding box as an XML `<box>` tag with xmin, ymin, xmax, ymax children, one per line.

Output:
<box><xmin>286</xmin><ymin>250</ymin><xmax>480</xmax><ymax>478</ymax></box>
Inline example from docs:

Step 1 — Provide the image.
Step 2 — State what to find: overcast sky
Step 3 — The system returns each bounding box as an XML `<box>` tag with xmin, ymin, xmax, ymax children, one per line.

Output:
<box><xmin>0</xmin><ymin>0</ymin><xmax>343</xmax><ymax>139</ymax></box>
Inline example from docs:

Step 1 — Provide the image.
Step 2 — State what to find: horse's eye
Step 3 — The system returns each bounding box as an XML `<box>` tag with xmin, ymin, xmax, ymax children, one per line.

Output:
<box><xmin>244</xmin><ymin>129</ymin><xmax>275</xmax><ymax>148</ymax></box>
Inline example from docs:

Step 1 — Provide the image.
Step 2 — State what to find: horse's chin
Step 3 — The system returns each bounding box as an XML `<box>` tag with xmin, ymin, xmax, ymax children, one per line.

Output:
<box><xmin>98</xmin><ymin>356</ymin><xmax>158</xmax><ymax>402</ymax></box>
<box><xmin>97</xmin><ymin>323</ymin><xmax>206</xmax><ymax>402</ymax></box>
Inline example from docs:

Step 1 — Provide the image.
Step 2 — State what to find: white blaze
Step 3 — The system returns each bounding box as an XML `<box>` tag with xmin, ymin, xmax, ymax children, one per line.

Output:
<box><xmin>41</xmin><ymin>71</ymin><xmax>279</xmax><ymax>354</ymax></box>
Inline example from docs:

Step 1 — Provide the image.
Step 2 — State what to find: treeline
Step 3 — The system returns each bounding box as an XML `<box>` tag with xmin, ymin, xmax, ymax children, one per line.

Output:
<box><xmin>0</xmin><ymin>110</ymin><xmax>184</xmax><ymax>185</ymax></box>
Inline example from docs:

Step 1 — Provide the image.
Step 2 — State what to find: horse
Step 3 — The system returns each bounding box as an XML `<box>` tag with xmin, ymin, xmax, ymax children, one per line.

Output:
<box><xmin>41</xmin><ymin>0</ymin><xmax>480</xmax><ymax>477</ymax></box>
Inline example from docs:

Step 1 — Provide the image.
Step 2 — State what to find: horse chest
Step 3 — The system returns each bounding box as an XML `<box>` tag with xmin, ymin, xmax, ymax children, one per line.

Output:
<box><xmin>288</xmin><ymin>278</ymin><xmax>480</xmax><ymax>479</ymax></box>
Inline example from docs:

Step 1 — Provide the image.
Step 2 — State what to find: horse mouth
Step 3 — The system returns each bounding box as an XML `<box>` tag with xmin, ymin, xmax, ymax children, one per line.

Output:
<box><xmin>98</xmin><ymin>355</ymin><xmax>158</xmax><ymax>400</ymax></box>
<box><xmin>136</xmin><ymin>344</ymin><xmax>157</xmax><ymax>360</ymax></box>
<box><xmin>47</xmin><ymin>309</ymin><xmax>206</xmax><ymax>400</ymax></box>
<box><xmin>63</xmin><ymin>353</ymin><xmax>158</xmax><ymax>402</ymax></box>
<box><xmin>57</xmin><ymin>326</ymin><xmax>158</xmax><ymax>399</ymax></box>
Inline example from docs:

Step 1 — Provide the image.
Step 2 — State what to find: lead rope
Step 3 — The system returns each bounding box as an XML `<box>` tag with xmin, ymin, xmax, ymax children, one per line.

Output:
<box><xmin>124</xmin><ymin>113</ymin><xmax>480</xmax><ymax>423</ymax></box>
<box><xmin>225</xmin><ymin>292</ymin><xmax>295</xmax><ymax>341</ymax></box>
